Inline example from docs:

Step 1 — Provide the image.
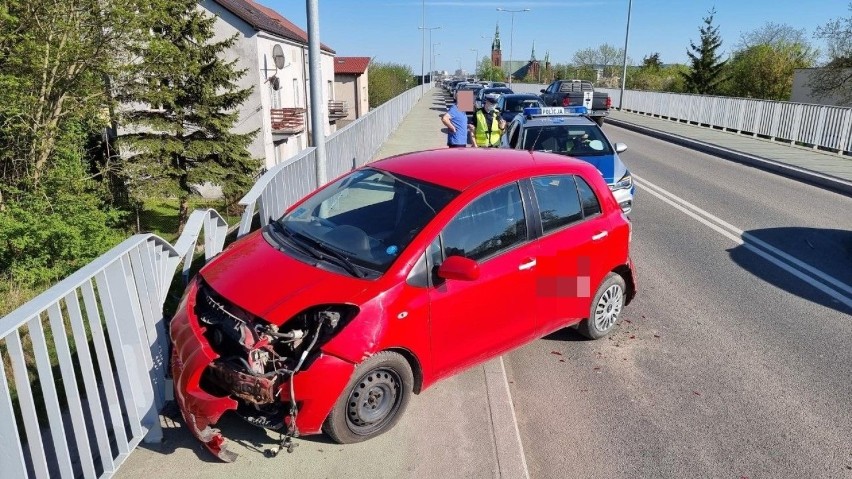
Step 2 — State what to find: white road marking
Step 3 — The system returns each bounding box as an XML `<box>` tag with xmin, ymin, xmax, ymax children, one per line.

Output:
<box><xmin>633</xmin><ymin>174</ymin><xmax>852</xmax><ymax>310</ymax></box>
<box><xmin>484</xmin><ymin>357</ymin><xmax>531</xmax><ymax>479</ymax></box>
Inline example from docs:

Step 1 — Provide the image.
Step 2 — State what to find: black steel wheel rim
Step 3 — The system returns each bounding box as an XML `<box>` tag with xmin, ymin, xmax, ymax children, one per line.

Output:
<box><xmin>345</xmin><ymin>367</ymin><xmax>402</xmax><ymax>435</ymax></box>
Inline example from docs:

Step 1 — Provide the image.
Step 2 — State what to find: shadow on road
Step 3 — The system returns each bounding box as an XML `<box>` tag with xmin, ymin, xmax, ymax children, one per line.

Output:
<box><xmin>727</xmin><ymin>226</ymin><xmax>852</xmax><ymax>315</ymax></box>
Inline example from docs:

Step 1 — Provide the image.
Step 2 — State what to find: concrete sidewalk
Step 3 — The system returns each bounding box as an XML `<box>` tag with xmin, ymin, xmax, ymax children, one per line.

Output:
<box><xmin>118</xmin><ymin>88</ymin><xmax>529</xmax><ymax>479</ymax></box>
<box><xmin>607</xmin><ymin>110</ymin><xmax>852</xmax><ymax>196</ymax></box>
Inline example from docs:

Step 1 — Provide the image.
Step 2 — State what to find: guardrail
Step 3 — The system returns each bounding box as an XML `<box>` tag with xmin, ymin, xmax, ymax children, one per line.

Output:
<box><xmin>597</xmin><ymin>88</ymin><xmax>852</xmax><ymax>154</ymax></box>
<box><xmin>0</xmin><ymin>209</ymin><xmax>226</xmax><ymax>478</ymax></box>
<box><xmin>238</xmin><ymin>83</ymin><xmax>430</xmax><ymax>236</ymax></box>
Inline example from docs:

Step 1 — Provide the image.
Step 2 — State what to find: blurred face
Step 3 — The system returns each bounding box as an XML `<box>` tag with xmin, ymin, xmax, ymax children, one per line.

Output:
<box><xmin>485</xmin><ymin>101</ymin><xmax>496</xmax><ymax>112</ymax></box>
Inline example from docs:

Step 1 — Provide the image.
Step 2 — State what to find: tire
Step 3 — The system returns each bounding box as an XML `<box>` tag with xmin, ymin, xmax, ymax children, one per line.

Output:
<box><xmin>593</xmin><ymin>116</ymin><xmax>605</xmax><ymax>127</ymax></box>
<box><xmin>323</xmin><ymin>351</ymin><xmax>413</xmax><ymax>444</ymax></box>
<box><xmin>578</xmin><ymin>273</ymin><xmax>626</xmax><ymax>339</ymax></box>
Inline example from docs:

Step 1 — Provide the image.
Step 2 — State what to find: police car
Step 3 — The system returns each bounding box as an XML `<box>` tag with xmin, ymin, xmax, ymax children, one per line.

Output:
<box><xmin>500</xmin><ymin>106</ymin><xmax>635</xmax><ymax>213</ymax></box>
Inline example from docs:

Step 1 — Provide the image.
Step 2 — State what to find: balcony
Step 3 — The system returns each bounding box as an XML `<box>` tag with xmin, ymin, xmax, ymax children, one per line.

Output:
<box><xmin>328</xmin><ymin>100</ymin><xmax>349</xmax><ymax>121</ymax></box>
<box><xmin>270</xmin><ymin>107</ymin><xmax>306</xmax><ymax>135</ymax></box>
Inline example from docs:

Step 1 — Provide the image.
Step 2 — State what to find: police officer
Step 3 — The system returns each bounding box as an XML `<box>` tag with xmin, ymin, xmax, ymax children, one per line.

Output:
<box><xmin>468</xmin><ymin>94</ymin><xmax>506</xmax><ymax>148</ymax></box>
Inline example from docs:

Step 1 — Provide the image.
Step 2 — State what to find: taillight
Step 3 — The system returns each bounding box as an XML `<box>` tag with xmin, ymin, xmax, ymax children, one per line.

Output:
<box><xmin>562</xmin><ymin>97</ymin><xmax>570</xmax><ymax>107</ymax></box>
<box><xmin>606</xmin><ymin>96</ymin><xmax>612</xmax><ymax>109</ymax></box>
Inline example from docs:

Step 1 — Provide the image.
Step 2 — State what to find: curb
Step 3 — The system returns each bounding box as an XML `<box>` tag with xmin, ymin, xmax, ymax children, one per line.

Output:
<box><xmin>607</xmin><ymin>117</ymin><xmax>852</xmax><ymax>198</ymax></box>
<box><xmin>483</xmin><ymin>357</ymin><xmax>530</xmax><ymax>479</ymax></box>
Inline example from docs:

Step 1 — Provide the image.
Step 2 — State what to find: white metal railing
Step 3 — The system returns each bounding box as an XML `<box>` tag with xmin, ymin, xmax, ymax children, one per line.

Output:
<box><xmin>0</xmin><ymin>209</ymin><xmax>226</xmax><ymax>478</ymax></box>
<box><xmin>238</xmin><ymin>83</ymin><xmax>431</xmax><ymax>235</ymax></box>
<box><xmin>511</xmin><ymin>83</ymin><xmax>852</xmax><ymax>154</ymax></box>
<box><xmin>599</xmin><ymin>88</ymin><xmax>852</xmax><ymax>154</ymax></box>
<box><xmin>0</xmin><ymin>82</ymin><xmax>430</xmax><ymax>477</ymax></box>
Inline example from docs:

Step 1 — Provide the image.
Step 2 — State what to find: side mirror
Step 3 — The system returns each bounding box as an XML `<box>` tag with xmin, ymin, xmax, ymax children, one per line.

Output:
<box><xmin>540</xmin><ymin>89</ymin><xmax>547</xmax><ymax>94</ymax></box>
<box><xmin>437</xmin><ymin>255</ymin><xmax>480</xmax><ymax>282</ymax></box>
<box><xmin>614</xmin><ymin>142</ymin><xmax>628</xmax><ymax>153</ymax></box>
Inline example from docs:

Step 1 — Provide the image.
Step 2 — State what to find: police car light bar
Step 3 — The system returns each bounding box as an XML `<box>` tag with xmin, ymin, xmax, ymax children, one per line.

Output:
<box><xmin>523</xmin><ymin>106</ymin><xmax>588</xmax><ymax>117</ymax></box>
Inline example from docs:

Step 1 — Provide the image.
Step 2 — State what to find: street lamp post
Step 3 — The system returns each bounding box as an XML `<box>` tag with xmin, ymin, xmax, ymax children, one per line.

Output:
<box><xmin>496</xmin><ymin>7</ymin><xmax>530</xmax><ymax>86</ymax></box>
<box><xmin>470</xmin><ymin>48</ymin><xmax>479</xmax><ymax>77</ymax></box>
<box><xmin>419</xmin><ymin>26</ymin><xmax>441</xmax><ymax>83</ymax></box>
<box><xmin>619</xmin><ymin>0</ymin><xmax>633</xmax><ymax>110</ymax></box>
<box><xmin>432</xmin><ymin>42</ymin><xmax>440</xmax><ymax>78</ymax></box>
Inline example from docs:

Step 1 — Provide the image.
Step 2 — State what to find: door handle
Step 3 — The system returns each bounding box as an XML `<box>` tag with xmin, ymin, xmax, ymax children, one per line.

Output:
<box><xmin>592</xmin><ymin>231</ymin><xmax>608</xmax><ymax>241</ymax></box>
<box><xmin>518</xmin><ymin>258</ymin><xmax>537</xmax><ymax>271</ymax></box>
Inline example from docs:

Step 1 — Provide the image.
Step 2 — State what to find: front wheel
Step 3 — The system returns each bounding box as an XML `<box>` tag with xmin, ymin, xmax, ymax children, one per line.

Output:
<box><xmin>323</xmin><ymin>351</ymin><xmax>413</xmax><ymax>444</ymax></box>
<box><xmin>577</xmin><ymin>273</ymin><xmax>626</xmax><ymax>339</ymax></box>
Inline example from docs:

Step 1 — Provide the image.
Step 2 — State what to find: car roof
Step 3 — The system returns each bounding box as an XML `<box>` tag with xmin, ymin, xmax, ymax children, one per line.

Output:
<box><xmin>518</xmin><ymin>114</ymin><xmax>597</xmax><ymax>127</ymax></box>
<box><xmin>371</xmin><ymin>148</ymin><xmax>597</xmax><ymax>191</ymax></box>
<box><xmin>502</xmin><ymin>93</ymin><xmax>541</xmax><ymax>98</ymax></box>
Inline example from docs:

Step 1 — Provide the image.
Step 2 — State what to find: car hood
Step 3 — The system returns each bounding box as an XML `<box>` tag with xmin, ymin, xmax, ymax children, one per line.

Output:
<box><xmin>568</xmin><ymin>153</ymin><xmax>627</xmax><ymax>184</ymax></box>
<box><xmin>199</xmin><ymin>231</ymin><xmax>370</xmax><ymax>324</ymax></box>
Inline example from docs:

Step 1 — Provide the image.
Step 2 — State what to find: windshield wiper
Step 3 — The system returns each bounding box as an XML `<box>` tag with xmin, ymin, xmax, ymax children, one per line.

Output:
<box><xmin>269</xmin><ymin>221</ymin><xmax>323</xmax><ymax>261</ymax></box>
<box><xmin>278</xmin><ymin>222</ymin><xmax>364</xmax><ymax>278</ymax></box>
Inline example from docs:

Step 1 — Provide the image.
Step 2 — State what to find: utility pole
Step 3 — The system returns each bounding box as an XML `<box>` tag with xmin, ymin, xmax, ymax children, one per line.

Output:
<box><xmin>619</xmin><ymin>0</ymin><xmax>633</xmax><ymax>110</ymax></box>
<box><xmin>419</xmin><ymin>26</ymin><xmax>441</xmax><ymax>83</ymax></box>
<box><xmin>306</xmin><ymin>0</ymin><xmax>327</xmax><ymax>184</ymax></box>
<box><xmin>470</xmin><ymin>48</ymin><xmax>479</xmax><ymax>77</ymax></box>
<box><xmin>496</xmin><ymin>8</ymin><xmax>531</xmax><ymax>86</ymax></box>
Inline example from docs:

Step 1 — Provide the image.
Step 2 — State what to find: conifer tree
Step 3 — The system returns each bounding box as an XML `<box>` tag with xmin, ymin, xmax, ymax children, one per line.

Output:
<box><xmin>682</xmin><ymin>8</ymin><xmax>727</xmax><ymax>94</ymax></box>
<box><xmin>117</xmin><ymin>0</ymin><xmax>258</xmax><ymax>231</ymax></box>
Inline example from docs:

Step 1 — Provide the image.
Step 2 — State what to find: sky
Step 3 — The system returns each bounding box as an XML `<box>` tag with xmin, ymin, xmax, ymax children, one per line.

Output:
<box><xmin>267</xmin><ymin>0</ymin><xmax>849</xmax><ymax>74</ymax></box>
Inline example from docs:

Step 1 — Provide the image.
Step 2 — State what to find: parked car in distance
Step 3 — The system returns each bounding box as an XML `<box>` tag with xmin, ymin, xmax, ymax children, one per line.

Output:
<box><xmin>501</xmin><ymin>106</ymin><xmax>635</xmax><ymax>213</ymax></box>
<box><xmin>474</xmin><ymin>86</ymin><xmax>514</xmax><ymax>110</ymax></box>
<box><xmin>496</xmin><ymin>93</ymin><xmax>546</xmax><ymax>123</ymax></box>
<box><xmin>170</xmin><ymin>148</ymin><xmax>637</xmax><ymax>462</ymax></box>
<box><xmin>539</xmin><ymin>80</ymin><xmax>611</xmax><ymax>126</ymax></box>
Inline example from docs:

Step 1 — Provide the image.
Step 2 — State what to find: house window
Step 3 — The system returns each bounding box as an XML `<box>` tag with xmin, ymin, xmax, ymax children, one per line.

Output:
<box><xmin>328</xmin><ymin>80</ymin><xmax>333</xmax><ymax>100</ymax></box>
<box><xmin>270</xmin><ymin>80</ymin><xmax>281</xmax><ymax>109</ymax></box>
<box><xmin>293</xmin><ymin>79</ymin><xmax>300</xmax><ymax>107</ymax></box>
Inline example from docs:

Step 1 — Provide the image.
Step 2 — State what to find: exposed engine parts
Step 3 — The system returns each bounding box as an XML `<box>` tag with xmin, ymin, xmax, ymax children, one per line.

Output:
<box><xmin>194</xmin><ymin>283</ymin><xmax>353</xmax><ymax>454</ymax></box>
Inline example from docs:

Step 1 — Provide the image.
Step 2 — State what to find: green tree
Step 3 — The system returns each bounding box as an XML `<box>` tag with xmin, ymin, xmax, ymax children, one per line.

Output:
<box><xmin>0</xmin><ymin>0</ymin><xmax>143</xmax><ymax>195</ymax></box>
<box><xmin>810</xmin><ymin>3</ymin><xmax>852</xmax><ymax>104</ymax></box>
<box><xmin>627</xmin><ymin>53</ymin><xmax>689</xmax><ymax>92</ymax></box>
<box><xmin>368</xmin><ymin>62</ymin><xmax>414</xmax><ymax>108</ymax></box>
<box><xmin>476</xmin><ymin>57</ymin><xmax>504</xmax><ymax>82</ymax></box>
<box><xmin>642</xmin><ymin>53</ymin><xmax>663</xmax><ymax>70</ymax></box>
<box><xmin>722</xmin><ymin>44</ymin><xmax>813</xmax><ymax>101</ymax></box>
<box><xmin>682</xmin><ymin>8</ymin><xmax>727</xmax><ymax>94</ymax></box>
<box><xmin>117</xmin><ymin>0</ymin><xmax>258</xmax><ymax>232</ymax></box>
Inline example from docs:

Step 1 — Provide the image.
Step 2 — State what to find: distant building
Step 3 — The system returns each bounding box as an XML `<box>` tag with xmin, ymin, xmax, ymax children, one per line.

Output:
<box><xmin>489</xmin><ymin>27</ymin><xmax>549</xmax><ymax>82</ymax></box>
<box><xmin>333</xmin><ymin>56</ymin><xmax>370</xmax><ymax>127</ymax></box>
<box><xmin>200</xmin><ymin>0</ymin><xmax>345</xmax><ymax>169</ymax></box>
<box><xmin>791</xmin><ymin>68</ymin><xmax>851</xmax><ymax>107</ymax></box>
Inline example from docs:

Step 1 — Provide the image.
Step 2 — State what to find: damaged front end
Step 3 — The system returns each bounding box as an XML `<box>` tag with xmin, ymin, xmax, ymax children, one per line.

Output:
<box><xmin>170</xmin><ymin>280</ymin><xmax>358</xmax><ymax>462</ymax></box>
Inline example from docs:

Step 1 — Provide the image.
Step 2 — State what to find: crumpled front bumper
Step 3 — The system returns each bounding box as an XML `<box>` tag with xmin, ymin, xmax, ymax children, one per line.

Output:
<box><xmin>169</xmin><ymin>280</ymin><xmax>356</xmax><ymax>462</ymax></box>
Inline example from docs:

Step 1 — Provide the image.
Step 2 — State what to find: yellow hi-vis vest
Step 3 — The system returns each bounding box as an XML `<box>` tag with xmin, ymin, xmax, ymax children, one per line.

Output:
<box><xmin>474</xmin><ymin>109</ymin><xmax>502</xmax><ymax>147</ymax></box>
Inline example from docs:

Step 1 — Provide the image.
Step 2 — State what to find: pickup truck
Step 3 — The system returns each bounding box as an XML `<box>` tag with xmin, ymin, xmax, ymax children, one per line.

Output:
<box><xmin>539</xmin><ymin>80</ymin><xmax>611</xmax><ymax>126</ymax></box>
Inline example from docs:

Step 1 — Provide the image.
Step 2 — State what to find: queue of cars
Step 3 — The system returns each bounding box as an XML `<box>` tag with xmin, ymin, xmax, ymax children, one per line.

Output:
<box><xmin>441</xmin><ymin>79</ymin><xmax>634</xmax><ymax>214</ymax></box>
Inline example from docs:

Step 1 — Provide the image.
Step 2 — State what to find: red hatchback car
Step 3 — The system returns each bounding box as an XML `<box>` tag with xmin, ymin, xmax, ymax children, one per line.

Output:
<box><xmin>170</xmin><ymin>149</ymin><xmax>636</xmax><ymax>461</ymax></box>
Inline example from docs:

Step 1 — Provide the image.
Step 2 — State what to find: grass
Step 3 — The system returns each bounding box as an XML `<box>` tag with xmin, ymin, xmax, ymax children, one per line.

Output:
<box><xmin>137</xmin><ymin>197</ymin><xmax>242</xmax><ymax>243</ymax></box>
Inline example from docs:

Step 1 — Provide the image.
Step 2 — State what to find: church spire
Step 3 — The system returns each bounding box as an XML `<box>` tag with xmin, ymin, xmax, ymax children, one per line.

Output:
<box><xmin>492</xmin><ymin>23</ymin><xmax>501</xmax><ymax>51</ymax></box>
<box><xmin>530</xmin><ymin>41</ymin><xmax>536</xmax><ymax>61</ymax></box>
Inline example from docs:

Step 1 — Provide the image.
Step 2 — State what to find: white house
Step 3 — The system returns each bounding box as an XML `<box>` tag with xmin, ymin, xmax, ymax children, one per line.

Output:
<box><xmin>333</xmin><ymin>57</ymin><xmax>371</xmax><ymax>127</ymax></box>
<box><xmin>202</xmin><ymin>0</ymin><xmax>347</xmax><ymax>169</ymax></box>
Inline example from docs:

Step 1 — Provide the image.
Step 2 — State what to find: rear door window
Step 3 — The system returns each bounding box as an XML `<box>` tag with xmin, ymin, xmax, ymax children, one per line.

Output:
<box><xmin>530</xmin><ymin>175</ymin><xmax>583</xmax><ymax>234</ymax></box>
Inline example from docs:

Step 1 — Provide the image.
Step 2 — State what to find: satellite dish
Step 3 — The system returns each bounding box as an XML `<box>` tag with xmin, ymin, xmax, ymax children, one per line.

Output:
<box><xmin>272</xmin><ymin>44</ymin><xmax>286</xmax><ymax>70</ymax></box>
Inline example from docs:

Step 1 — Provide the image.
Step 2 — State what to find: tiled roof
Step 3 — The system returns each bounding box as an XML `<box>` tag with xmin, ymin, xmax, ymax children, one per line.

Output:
<box><xmin>334</xmin><ymin>57</ymin><xmax>371</xmax><ymax>75</ymax></box>
<box><xmin>213</xmin><ymin>0</ymin><xmax>335</xmax><ymax>54</ymax></box>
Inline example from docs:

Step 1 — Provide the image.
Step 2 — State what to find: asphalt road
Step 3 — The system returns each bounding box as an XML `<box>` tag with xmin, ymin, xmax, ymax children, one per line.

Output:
<box><xmin>504</xmin><ymin>124</ymin><xmax>852</xmax><ymax>478</ymax></box>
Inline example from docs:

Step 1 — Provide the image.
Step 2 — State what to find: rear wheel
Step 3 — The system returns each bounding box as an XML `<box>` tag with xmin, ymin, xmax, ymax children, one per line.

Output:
<box><xmin>323</xmin><ymin>351</ymin><xmax>413</xmax><ymax>444</ymax></box>
<box><xmin>578</xmin><ymin>273</ymin><xmax>625</xmax><ymax>339</ymax></box>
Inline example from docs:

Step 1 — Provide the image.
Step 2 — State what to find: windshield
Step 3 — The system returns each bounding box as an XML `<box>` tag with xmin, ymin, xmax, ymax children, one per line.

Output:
<box><xmin>277</xmin><ymin>168</ymin><xmax>458</xmax><ymax>274</ymax></box>
<box><xmin>522</xmin><ymin>124</ymin><xmax>613</xmax><ymax>157</ymax></box>
<box><xmin>505</xmin><ymin>97</ymin><xmax>544</xmax><ymax>113</ymax></box>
